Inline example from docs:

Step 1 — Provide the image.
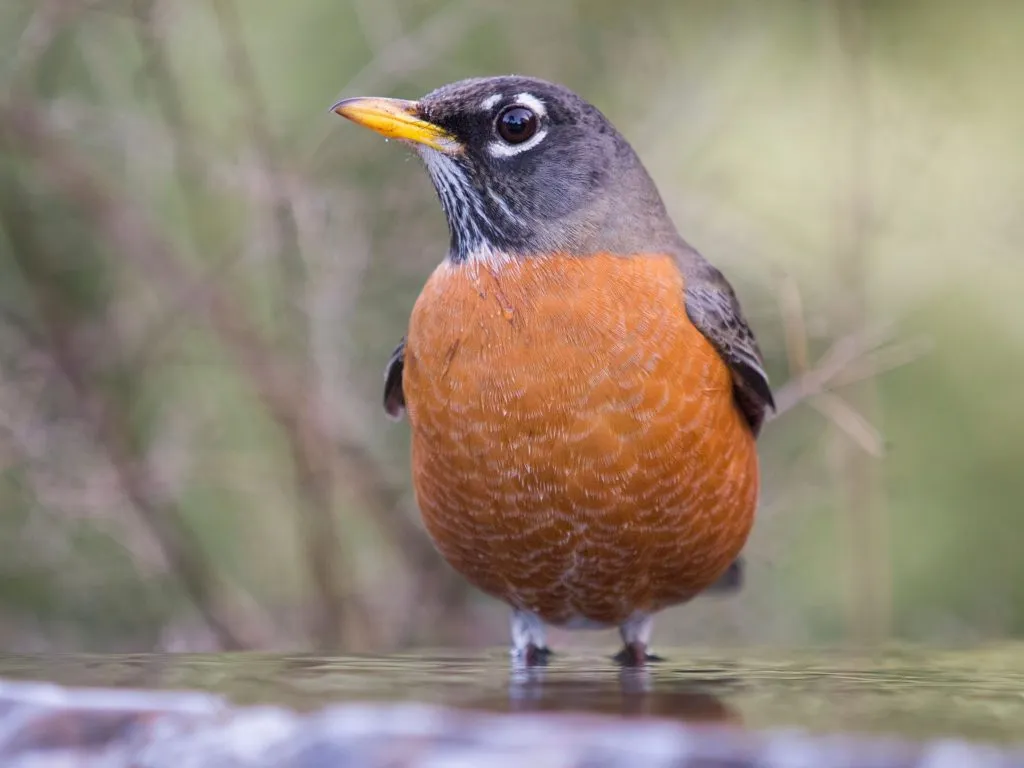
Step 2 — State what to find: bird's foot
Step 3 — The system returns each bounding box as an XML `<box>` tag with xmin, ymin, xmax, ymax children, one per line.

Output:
<box><xmin>615</xmin><ymin>613</ymin><xmax>658</xmax><ymax>666</ymax></box>
<box><xmin>510</xmin><ymin>610</ymin><xmax>552</xmax><ymax>667</ymax></box>
<box><xmin>613</xmin><ymin>642</ymin><xmax>663</xmax><ymax>667</ymax></box>
<box><xmin>510</xmin><ymin>643</ymin><xmax>553</xmax><ymax>667</ymax></box>
<box><xmin>524</xmin><ymin>644</ymin><xmax>553</xmax><ymax>666</ymax></box>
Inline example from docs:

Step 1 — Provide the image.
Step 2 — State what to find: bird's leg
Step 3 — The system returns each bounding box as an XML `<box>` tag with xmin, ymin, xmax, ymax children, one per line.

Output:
<box><xmin>613</xmin><ymin>613</ymin><xmax>662</xmax><ymax>666</ymax></box>
<box><xmin>510</xmin><ymin>609</ymin><xmax>552</xmax><ymax>666</ymax></box>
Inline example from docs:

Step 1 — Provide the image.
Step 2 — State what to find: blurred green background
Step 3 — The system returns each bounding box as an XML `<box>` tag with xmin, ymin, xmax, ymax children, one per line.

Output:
<box><xmin>0</xmin><ymin>0</ymin><xmax>1021</xmax><ymax>654</ymax></box>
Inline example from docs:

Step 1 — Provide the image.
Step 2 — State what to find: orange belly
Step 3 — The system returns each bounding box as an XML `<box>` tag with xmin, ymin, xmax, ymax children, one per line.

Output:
<box><xmin>403</xmin><ymin>252</ymin><xmax>759</xmax><ymax>627</ymax></box>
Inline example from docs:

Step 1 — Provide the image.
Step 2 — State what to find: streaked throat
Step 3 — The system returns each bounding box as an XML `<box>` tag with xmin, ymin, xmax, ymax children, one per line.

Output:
<box><xmin>419</xmin><ymin>149</ymin><xmax>530</xmax><ymax>265</ymax></box>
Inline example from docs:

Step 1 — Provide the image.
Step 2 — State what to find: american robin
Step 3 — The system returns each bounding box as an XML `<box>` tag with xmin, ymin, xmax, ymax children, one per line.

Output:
<box><xmin>333</xmin><ymin>76</ymin><xmax>773</xmax><ymax>665</ymax></box>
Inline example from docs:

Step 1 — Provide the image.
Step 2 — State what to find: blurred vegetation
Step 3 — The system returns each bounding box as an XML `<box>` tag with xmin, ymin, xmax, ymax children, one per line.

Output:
<box><xmin>0</xmin><ymin>0</ymin><xmax>1022</xmax><ymax>654</ymax></box>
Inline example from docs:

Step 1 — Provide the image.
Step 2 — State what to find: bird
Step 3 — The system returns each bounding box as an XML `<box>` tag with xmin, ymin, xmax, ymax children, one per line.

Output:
<box><xmin>332</xmin><ymin>75</ymin><xmax>773</xmax><ymax>666</ymax></box>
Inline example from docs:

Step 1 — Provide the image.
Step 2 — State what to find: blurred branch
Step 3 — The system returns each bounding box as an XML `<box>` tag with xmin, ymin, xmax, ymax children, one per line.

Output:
<box><xmin>0</xmin><ymin>162</ymin><xmax>255</xmax><ymax>652</ymax></box>
<box><xmin>335</xmin><ymin>0</ymin><xmax>482</xmax><ymax>100</ymax></box>
<box><xmin>810</xmin><ymin>393</ymin><xmax>884</xmax><ymax>458</ymax></box>
<box><xmin>770</xmin><ymin>263</ymin><xmax>933</xmax><ymax>457</ymax></box>
<box><xmin>831</xmin><ymin>0</ymin><xmax>889</xmax><ymax>643</ymax></box>
<box><xmin>5</xmin><ymin>0</ymin><xmax>101</xmax><ymax>93</ymax></box>
<box><xmin>0</xmin><ymin>86</ymin><xmax>446</xmax><ymax>653</ymax></box>
<box><xmin>208</xmin><ymin>0</ymin><xmax>467</xmax><ymax>648</ymax></box>
<box><xmin>132</xmin><ymin>0</ymin><xmax>214</xmax><ymax>244</ymax></box>
<box><xmin>769</xmin><ymin>319</ymin><xmax>929</xmax><ymax>426</ymax></box>
<box><xmin>304</xmin><ymin>0</ymin><xmax>486</xmax><ymax>157</ymax></box>
<box><xmin>831</xmin><ymin>336</ymin><xmax>934</xmax><ymax>388</ymax></box>
<box><xmin>331</xmin><ymin>435</ymin><xmax>472</xmax><ymax>647</ymax></box>
<box><xmin>0</xmin><ymin>307</ymin><xmax>46</xmax><ymax>349</ymax></box>
<box><xmin>206</xmin><ymin>0</ymin><xmax>349</xmax><ymax>651</ymax></box>
<box><xmin>779</xmin><ymin>275</ymin><xmax>809</xmax><ymax>375</ymax></box>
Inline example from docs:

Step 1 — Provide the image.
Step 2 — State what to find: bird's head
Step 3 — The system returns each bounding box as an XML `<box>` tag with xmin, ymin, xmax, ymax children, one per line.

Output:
<box><xmin>332</xmin><ymin>75</ymin><xmax>684</xmax><ymax>265</ymax></box>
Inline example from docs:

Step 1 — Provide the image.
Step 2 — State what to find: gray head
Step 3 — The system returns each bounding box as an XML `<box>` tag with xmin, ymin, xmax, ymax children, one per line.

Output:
<box><xmin>333</xmin><ymin>75</ymin><xmax>686</xmax><ymax>264</ymax></box>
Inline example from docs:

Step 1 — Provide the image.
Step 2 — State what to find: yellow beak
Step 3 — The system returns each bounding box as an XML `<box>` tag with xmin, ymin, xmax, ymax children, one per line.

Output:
<box><xmin>331</xmin><ymin>97</ymin><xmax>459</xmax><ymax>153</ymax></box>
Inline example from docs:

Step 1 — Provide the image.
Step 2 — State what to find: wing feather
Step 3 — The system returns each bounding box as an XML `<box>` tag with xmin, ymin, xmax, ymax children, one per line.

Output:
<box><xmin>383</xmin><ymin>336</ymin><xmax>406</xmax><ymax>420</ymax></box>
<box><xmin>683</xmin><ymin>264</ymin><xmax>774</xmax><ymax>436</ymax></box>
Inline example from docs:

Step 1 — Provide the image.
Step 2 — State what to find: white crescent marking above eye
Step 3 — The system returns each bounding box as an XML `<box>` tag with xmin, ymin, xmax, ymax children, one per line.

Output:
<box><xmin>513</xmin><ymin>92</ymin><xmax>547</xmax><ymax>117</ymax></box>
<box><xmin>480</xmin><ymin>93</ymin><xmax>502</xmax><ymax>111</ymax></box>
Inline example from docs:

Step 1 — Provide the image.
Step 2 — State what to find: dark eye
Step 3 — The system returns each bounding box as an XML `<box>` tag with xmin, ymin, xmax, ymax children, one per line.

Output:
<box><xmin>496</xmin><ymin>106</ymin><xmax>538</xmax><ymax>144</ymax></box>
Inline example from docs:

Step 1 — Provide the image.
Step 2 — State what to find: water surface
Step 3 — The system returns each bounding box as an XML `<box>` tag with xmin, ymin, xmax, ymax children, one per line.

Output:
<box><xmin>2</xmin><ymin>645</ymin><xmax>1022</xmax><ymax>744</ymax></box>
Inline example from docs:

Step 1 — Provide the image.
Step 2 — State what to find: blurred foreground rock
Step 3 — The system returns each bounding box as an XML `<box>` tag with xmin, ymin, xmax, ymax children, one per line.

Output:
<box><xmin>2</xmin><ymin>677</ymin><xmax>1023</xmax><ymax>768</ymax></box>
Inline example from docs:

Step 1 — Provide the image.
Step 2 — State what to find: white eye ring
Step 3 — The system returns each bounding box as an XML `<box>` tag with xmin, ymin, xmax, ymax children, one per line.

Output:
<box><xmin>486</xmin><ymin>92</ymin><xmax>549</xmax><ymax>158</ymax></box>
<box><xmin>486</xmin><ymin>128</ymin><xmax>548</xmax><ymax>158</ymax></box>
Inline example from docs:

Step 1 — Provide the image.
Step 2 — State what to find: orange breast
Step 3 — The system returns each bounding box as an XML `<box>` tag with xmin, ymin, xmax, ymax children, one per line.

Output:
<box><xmin>403</xmin><ymin>252</ymin><xmax>759</xmax><ymax>627</ymax></box>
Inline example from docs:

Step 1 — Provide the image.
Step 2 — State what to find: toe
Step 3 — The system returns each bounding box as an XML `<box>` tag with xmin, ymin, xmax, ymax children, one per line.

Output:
<box><xmin>524</xmin><ymin>644</ymin><xmax>552</xmax><ymax>666</ymax></box>
<box><xmin>613</xmin><ymin>643</ymin><xmax>661</xmax><ymax>666</ymax></box>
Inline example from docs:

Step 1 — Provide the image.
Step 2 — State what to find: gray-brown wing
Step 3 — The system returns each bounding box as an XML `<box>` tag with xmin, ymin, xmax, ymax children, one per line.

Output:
<box><xmin>704</xmin><ymin>555</ymin><xmax>744</xmax><ymax>594</ymax></box>
<box><xmin>383</xmin><ymin>337</ymin><xmax>406</xmax><ymax>420</ymax></box>
<box><xmin>684</xmin><ymin>265</ymin><xmax>774</xmax><ymax>437</ymax></box>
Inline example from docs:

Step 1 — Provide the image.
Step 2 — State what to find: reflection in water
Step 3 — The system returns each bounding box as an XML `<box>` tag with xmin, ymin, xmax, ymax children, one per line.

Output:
<box><xmin>6</xmin><ymin>648</ymin><xmax>1024</xmax><ymax>743</ymax></box>
<box><xmin>495</xmin><ymin>664</ymin><xmax>741</xmax><ymax>725</ymax></box>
